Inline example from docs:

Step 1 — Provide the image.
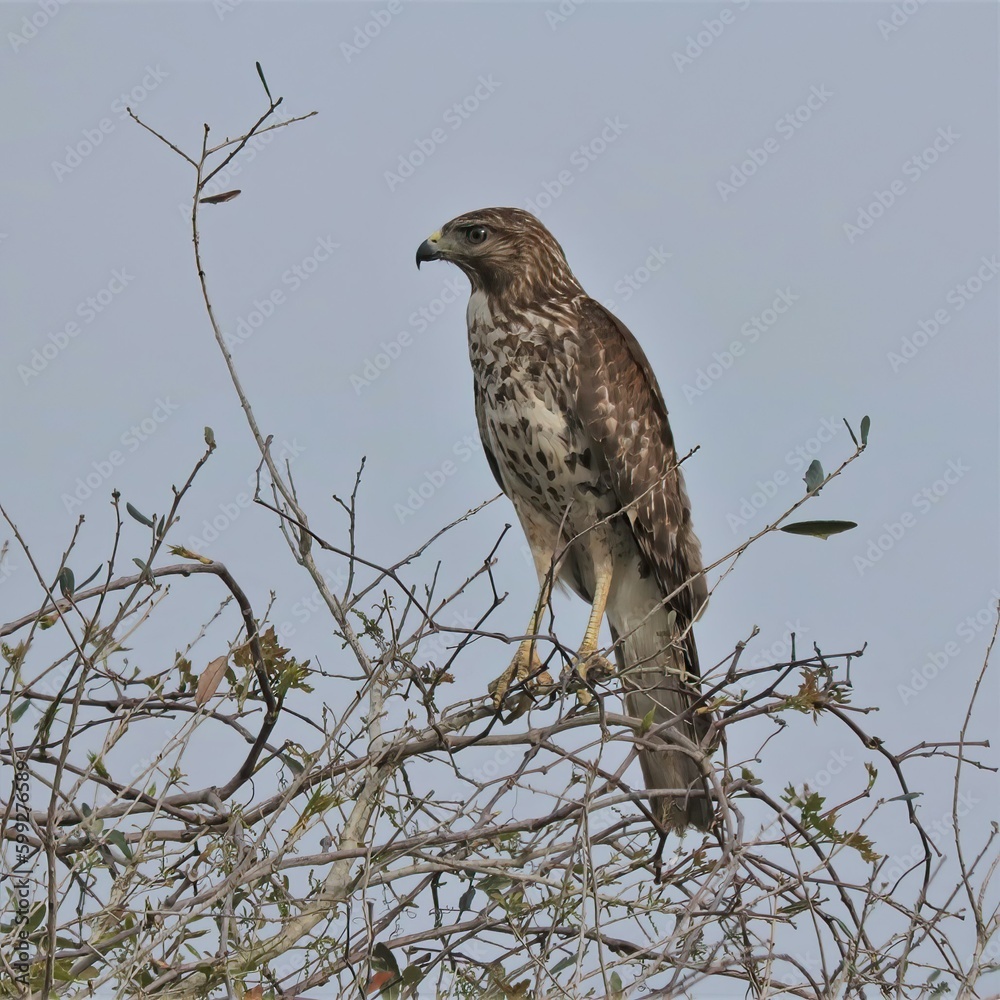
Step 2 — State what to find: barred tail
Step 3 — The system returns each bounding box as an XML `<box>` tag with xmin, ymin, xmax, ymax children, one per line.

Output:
<box><xmin>609</xmin><ymin>602</ymin><xmax>712</xmax><ymax>833</ymax></box>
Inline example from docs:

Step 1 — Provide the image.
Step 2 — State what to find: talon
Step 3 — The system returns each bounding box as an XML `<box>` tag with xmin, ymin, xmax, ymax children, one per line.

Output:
<box><xmin>489</xmin><ymin>643</ymin><xmax>551</xmax><ymax>708</ymax></box>
<box><xmin>561</xmin><ymin>650</ymin><xmax>615</xmax><ymax>705</ymax></box>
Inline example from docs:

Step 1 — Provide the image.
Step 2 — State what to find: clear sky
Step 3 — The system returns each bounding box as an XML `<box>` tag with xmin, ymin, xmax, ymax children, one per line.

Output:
<box><xmin>2</xmin><ymin>1</ymin><xmax>997</xmax><ymax>989</ymax></box>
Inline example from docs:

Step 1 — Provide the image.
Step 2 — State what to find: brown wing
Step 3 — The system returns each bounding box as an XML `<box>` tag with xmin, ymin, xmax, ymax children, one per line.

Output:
<box><xmin>575</xmin><ymin>298</ymin><xmax>707</xmax><ymax>628</ymax></box>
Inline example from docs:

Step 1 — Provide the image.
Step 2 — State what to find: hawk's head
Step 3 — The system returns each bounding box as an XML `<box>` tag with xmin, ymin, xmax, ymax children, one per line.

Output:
<box><xmin>416</xmin><ymin>207</ymin><xmax>580</xmax><ymax>299</ymax></box>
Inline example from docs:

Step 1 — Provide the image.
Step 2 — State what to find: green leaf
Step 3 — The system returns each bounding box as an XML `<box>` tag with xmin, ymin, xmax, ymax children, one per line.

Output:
<box><xmin>843</xmin><ymin>417</ymin><xmax>859</xmax><ymax>447</ymax></box>
<box><xmin>401</xmin><ymin>965</ymin><xmax>425</xmax><ymax>987</ymax></box>
<box><xmin>282</xmin><ymin>754</ymin><xmax>304</xmax><ymax>777</ymax></box>
<box><xmin>11</xmin><ymin>699</ymin><xmax>31</xmax><ymax>723</ymax></box>
<box><xmin>204</xmin><ymin>426</ymin><xmax>216</xmax><ymax>449</ymax></box>
<box><xmin>52</xmin><ymin>959</ymin><xmax>81</xmax><ymax>982</ymax></box>
<box><xmin>133</xmin><ymin>558</ymin><xmax>154</xmax><ymax>585</ymax></box>
<box><xmin>371</xmin><ymin>941</ymin><xmax>400</xmax><ymax>975</ymax></box>
<box><xmin>477</xmin><ymin>875</ymin><xmax>512</xmax><ymax>900</ymax></box>
<box><xmin>58</xmin><ymin>567</ymin><xmax>75</xmax><ymax>598</ymax></box>
<box><xmin>26</xmin><ymin>902</ymin><xmax>46</xmax><ymax>934</ymax></box>
<box><xmin>370</xmin><ymin>942</ymin><xmax>400</xmax><ymax>1000</ymax></box>
<box><xmin>780</xmin><ymin>520</ymin><xmax>857</xmax><ymax>540</ymax></box>
<box><xmin>106</xmin><ymin>829</ymin><xmax>133</xmax><ymax>859</ymax></box>
<box><xmin>76</xmin><ymin>564</ymin><xmax>104</xmax><ymax>590</ymax></box>
<box><xmin>639</xmin><ymin>707</ymin><xmax>656</xmax><ymax>735</ymax></box>
<box><xmin>803</xmin><ymin>460</ymin><xmax>824</xmax><ymax>493</ymax></box>
<box><xmin>860</xmin><ymin>414</ymin><xmax>871</xmax><ymax>447</ymax></box>
<box><xmin>126</xmin><ymin>503</ymin><xmax>155</xmax><ymax>528</ymax></box>
<box><xmin>888</xmin><ymin>792</ymin><xmax>922</xmax><ymax>803</ymax></box>
<box><xmin>256</xmin><ymin>61</ymin><xmax>273</xmax><ymax>103</ymax></box>
<box><xmin>609</xmin><ymin>971</ymin><xmax>624</xmax><ymax>999</ymax></box>
<box><xmin>87</xmin><ymin>752</ymin><xmax>110</xmax><ymax>780</ymax></box>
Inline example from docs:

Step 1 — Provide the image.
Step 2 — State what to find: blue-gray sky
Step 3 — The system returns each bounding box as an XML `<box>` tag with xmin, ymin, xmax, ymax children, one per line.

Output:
<box><xmin>2</xmin><ymin>0</ymin><xmax>998</xmax><ymax>983</ymax></box>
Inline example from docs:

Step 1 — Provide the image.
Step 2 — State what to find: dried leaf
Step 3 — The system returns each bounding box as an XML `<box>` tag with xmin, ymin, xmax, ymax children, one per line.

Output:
<box><xmin>780</xmin><ymin>520</ymin><xmax>857</xmax><ymax>540</ymax></box>
<box><xmin>196</xmin><ymin>655</ymin><xmax>228</xmax><ymax>706</ymax></box>
<box><xmin>366</xmin><ymin>971</ymin><xmax>394</xmax><ymax>996</ymax></box>
<box><xmin>200</xmin><ymin>189</ymin><xmax>241</xmax><ymax>204</ymax></box>
<box><xmin>169</xmin><ymin>545</ymin><xmax>213</xmax><ymax>565</ymax></box>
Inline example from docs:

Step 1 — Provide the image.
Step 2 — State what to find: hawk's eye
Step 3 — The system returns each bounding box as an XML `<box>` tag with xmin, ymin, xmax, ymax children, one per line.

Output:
<box><xmin>466</xmin><ymin>226</ymin><xmax>489</xmax><ymax>245</ymax></box>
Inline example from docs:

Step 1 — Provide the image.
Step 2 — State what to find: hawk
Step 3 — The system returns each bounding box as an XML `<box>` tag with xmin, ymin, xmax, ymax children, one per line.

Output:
<box><xmin>416</xmin><ymin>208</ymin><xmax>712</xmax><ymax>831</ymax></box>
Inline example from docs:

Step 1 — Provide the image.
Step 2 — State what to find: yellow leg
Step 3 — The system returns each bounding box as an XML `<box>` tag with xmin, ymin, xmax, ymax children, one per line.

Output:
<box><xmin>568</xmin><ymin>563</ymin><xmax>615</xmax><ymax>700</ymax></box>
<box><xmin>489</xmin><ymin>573</ymin><xmax>555</xmax><ymax>707</ymax></box>
<box><xmin>578</xmin><ymin>565</ymin><xmax>612</xmax><ymax>662</ymax></box>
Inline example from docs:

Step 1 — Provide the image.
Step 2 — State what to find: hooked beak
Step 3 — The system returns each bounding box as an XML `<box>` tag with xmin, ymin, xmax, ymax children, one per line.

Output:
<box><xmin>415</xmin><ymin>230</ymin><xmax>443</xmax><ymax>268</ymax></box>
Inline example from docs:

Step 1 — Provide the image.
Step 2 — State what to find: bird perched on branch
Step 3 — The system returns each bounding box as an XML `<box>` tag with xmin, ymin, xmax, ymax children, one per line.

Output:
<box><xmin>416</xmin><ymin>208</ymin><xmax>712</xmax><ymax>832</ymax></box>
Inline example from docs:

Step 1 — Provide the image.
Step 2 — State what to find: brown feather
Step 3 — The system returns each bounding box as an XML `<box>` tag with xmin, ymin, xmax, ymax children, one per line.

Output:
<box><xmin>419</xmin><ymin>207</ymin><xmax>713</xmax><ymax>831</ymax></box>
